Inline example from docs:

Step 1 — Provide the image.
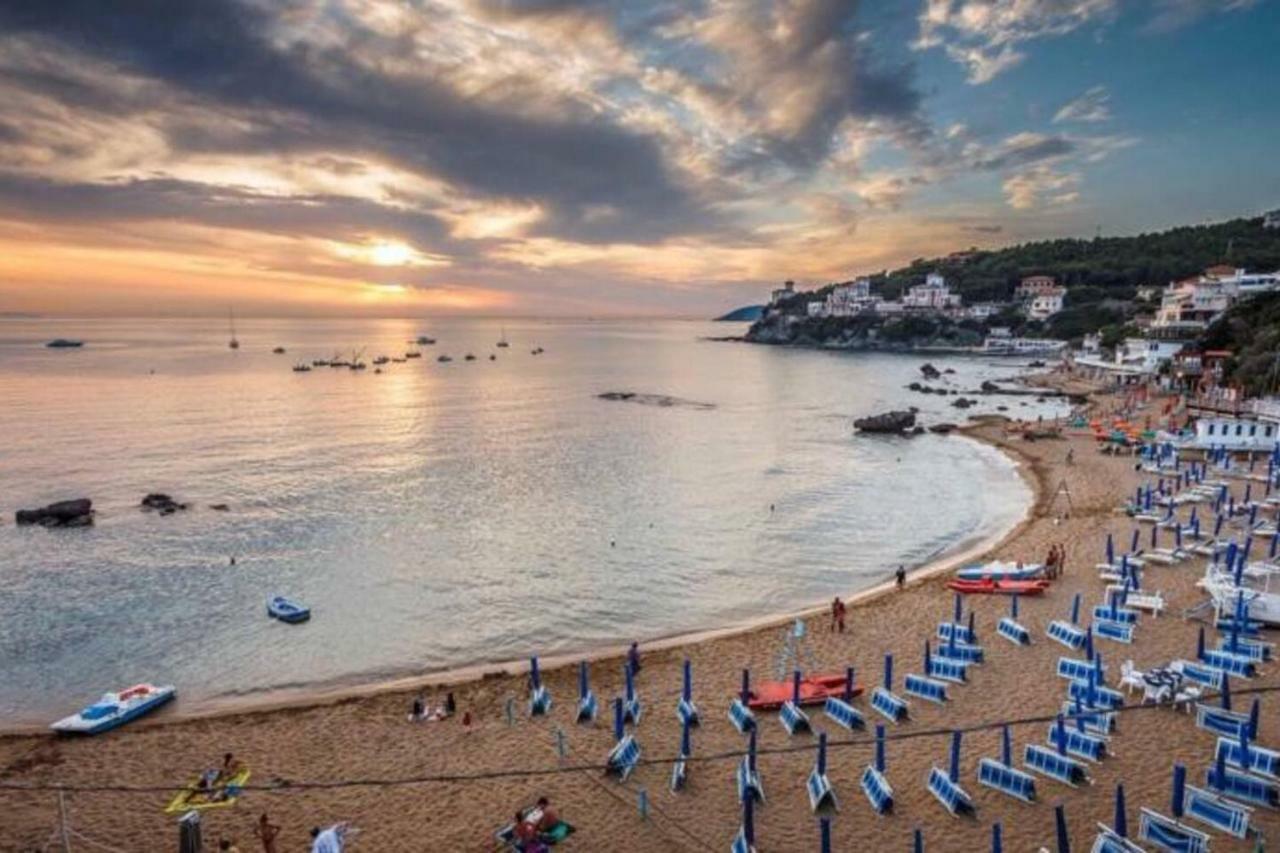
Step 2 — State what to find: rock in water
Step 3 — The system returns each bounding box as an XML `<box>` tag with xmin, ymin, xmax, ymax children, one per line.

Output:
<box><xmin>853</xmin><ymin>410</ymin><xmax>917</xmax><ymax>434</ymax></box>
<box><xmin>920</xmin><ymin>363</ymin><xmax>942</xmax><ymax>380</ymax></box>
<box><xmin>929</xmin><ymin>423</ymin><xmax>958</xmax><ymax>434</ymax></box>
<box><xmin>141</xmin><ymin>493</ymin><xmax>189</xmax><ymax>514</ymax></box>
<box><xmin>15</xmin><ymin>498</ymin><xmax>94</xmax><ymax>527</ymax></box>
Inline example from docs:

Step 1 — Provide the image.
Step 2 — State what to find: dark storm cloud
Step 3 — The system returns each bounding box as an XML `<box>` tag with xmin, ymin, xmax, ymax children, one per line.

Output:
<box><xmin>0</xmin><ymin>0</ymin><xmax>713</xmax><ymax>244</ymax></box>
<box><xmin>973</xmin><ymin>135</ymin><xmax>1076</xmax><ymax>171</ymax></box>
<box><xmin>0</xmin><ymin>173</ymin><xmax>458</xmax><ymax>250</ymax></box>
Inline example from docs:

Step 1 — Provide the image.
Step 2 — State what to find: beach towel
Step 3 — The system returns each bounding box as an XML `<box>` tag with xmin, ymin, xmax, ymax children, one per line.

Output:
<box><xmin>164</xmin><ymin>767</ymin><xmax>251</xmax><ymax>814</ymax></box>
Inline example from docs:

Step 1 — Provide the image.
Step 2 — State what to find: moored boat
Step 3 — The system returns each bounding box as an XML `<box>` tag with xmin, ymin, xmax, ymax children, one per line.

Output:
<box><xmin>956</xmin><ymin>561</ymin><xmax>1045</xmax><ymax>582</ymax></box>
<box><xmin>45</xmin><ymin>338</ymin><xmax>84</xmax><ymax>348</ymax></box>
<box><xmin>745</xmin><ymin>673</ymin><xmax>863</xmax><ymax>711</ymax></box>
<box><xmin>946</xmin><ymin>578</ymin><xmax>1050</xmax><ymax>596</ymax></box>
<box><xmin>267</xmin><ymin>595</ymin><xmax>311</xmax><ymax>623</ymax></box>
<box><xmin>51</xmin><ymin>683</ymin><xmax>176</xmax><ymax>734</ymax></box>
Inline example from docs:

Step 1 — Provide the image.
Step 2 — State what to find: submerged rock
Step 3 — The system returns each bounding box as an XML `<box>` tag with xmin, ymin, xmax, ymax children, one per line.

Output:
<box><xmin>920</xmin><ymin>362</ymin><xmax>942</xmax><ymax>380</ymax></box>
<box><xmin>853</xmin><ymin>410</ymin><xmax>917</xmax><ymax>434</ymax></box>
<box><xmin>16</xmin><ymin>498</ymin><xmax>94</xmax><ymax>528</ymax></box>
<box><xmin>929</xmin><ymin>423</ymin><xmax>958</xmax><ymax>434</ymax></box>
<box><xmin>141</xmin><ymin>493</ymin><xmax>189</xmax><ymax>514</ymax></box>
<box><xmin>597</xmin><ymin>391</ymin><xmax>715</xmax><ymax>410</ymax></box>
<box><xmin>952</xmin><ymin>398</ymin><xmax>975</xmax><ymax>409</ymax></box>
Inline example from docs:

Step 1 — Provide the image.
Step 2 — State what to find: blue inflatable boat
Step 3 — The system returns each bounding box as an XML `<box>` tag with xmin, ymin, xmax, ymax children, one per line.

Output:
<box><xmin>267</xmin><ymin>595</ymin><xmax>311</xmax><ymax>623</ymax></box>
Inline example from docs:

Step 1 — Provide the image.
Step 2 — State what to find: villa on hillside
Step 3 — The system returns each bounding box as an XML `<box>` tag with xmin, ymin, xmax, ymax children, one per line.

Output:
<box><xmin>903</xmin><ymin>272</ymin><xmax>962</xmax><ymax>311</ymax></box>
<box><xmin>1152</xmin><ymin>266</ymin><xmax>1280</xmax><ymax>334</ymax></box>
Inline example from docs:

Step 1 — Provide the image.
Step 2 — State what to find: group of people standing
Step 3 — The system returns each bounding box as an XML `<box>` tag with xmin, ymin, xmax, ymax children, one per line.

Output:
<box><xmin>1044</xmin><ymin>543</ymin><xmax>1068</xmax><ymax>579</ymax></box>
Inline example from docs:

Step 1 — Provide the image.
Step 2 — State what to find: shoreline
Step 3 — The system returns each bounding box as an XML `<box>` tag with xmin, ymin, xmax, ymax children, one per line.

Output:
<box><xmin>0</xmin><ymin>431</ymin><xmax>1039</xmax><ymax>736</ymax></box>
<box><xmin>10</xmin><ymin>372</ymin><xmax>1278</xmax><ymax>852</ymax></box>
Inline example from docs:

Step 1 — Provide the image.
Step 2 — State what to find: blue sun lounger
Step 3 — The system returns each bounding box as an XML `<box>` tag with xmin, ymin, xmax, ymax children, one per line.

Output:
<box><xmin>935</xmin><ymin>640</ymin><xmax>984</xmax><ymax>664</ymax></box>
<box><xmin>1048</xmin><ymin>621</ymin><xmax>1086</xmax><ymax>650</ymax></box>
<box><xmin>622</xmin><ymin>662</ymin><xmax>642</xmax><ymax>725</ymax></box>
<box><xmin>936</xmin><ymin>622</ymin><xmax>975</xmax><ymax>644</ymax></box>
<box><xmin>807</xmin><ymin>733</ymin><xmax>837</xmax><ymax>813</ymax></box>
<box><xmin>872</xmin><ymin>655</ymin><xmax>909</xmax><ymax>723</ymax></box>
<box><xmin>1206</xmin><ymin>761</ymin><xmax>1279</xmax><ymax>808</ymax></box>
<box><xmin>928</xmin><ymin>732</ymin><xmax>975</xmax><ymax>817</ymax></box>
<box><xmin>1024</xmin><ymin>745</ymin><xmax>1089</xmax><ymax>787</ymax></box>
<box><xmin>1092</xmin><ymin>605</ymin><xmax>1138</xmax><ymax>625</ymax></box>
<box><xmin>1057</xmin><ymin>656</ymin><xmax>1102</xmax><ymax>683</ymax></box>
<box><xmin>977</xmin><ymin>727</ymin><xmax>1036</xmax><ymax>803</ymax></box>
<box><xmin>729</xmin><ymin>670</ymin><xmax>756</xmax><ymax>733</ymax></box>
<box><xmin>1092</xmin><ymin>784</ymin><xmax>1143</xmax><ymax>853</ymax></box>
<box><xmin>997</xmin><ymin>617</ymin><xmax>1030</xmax><ymax>646</ymax></box>
<box><xmin>823</xmin><ymin>673</ymin><xmax>864</xmax><ymax>731</ymax></box>
<box><xmin>1044</xmin><ymin>724</ymin><xmax>1107</xmax><ymax>762</ymax></box>
<box><xmin>861</xmin><ymin>725</ymin><xmax>894</xmax><ymax>814</ymax></box>
<box><xmin>1061</xmin><ymin>702</ymin><xmax>1114</xmax><ymax>735</ymax></box>
<box><xmin>1094</xmin><ymin>619</ymin><xmax>1134</xmax><ymax>644</ymax></box>
<box><xmin>1195</xmin><ymin>703</ymin><xmax>1252</xmax><ymax>739</ymax></box>
<box><xmin>778</xmin><ymin>671</ymin><xmax>812</xmax><ymax>735</ymax></box>
<box><xmin>737</xmin><ymin>730</ymin><xmax>765</xmax><ymax>804</ymax></box>
<box><xmin>604</xmin><ymin>699</ymin><xmax>640</xmax><ymax>781</ymax></box>
<box><xmin>1067</xmin><ymin>680</ymin><xmax>1124</xmax><ymax>710</ymax></box>
<box><xmin>1200</xmin><ymin>648</ymin><xmax>1256</xmax><ymax>678</ymax></box>
<box><xmin>670</xmin><ymin>719</ymin><xmax>691</xmax><ymax>793</ymax></box>
<box><xmin>732</xmin><ymin>796</ymin><xmax>757</xmax><ymax>853</ymax></box>
<box><xmin>528</xmin><ymin>657</ymin><xmax>552</xmax><ymax>716</ymax></box>
<box><xmin>1217</xmin><ymin>637</ymin><xmax>1272</xmax><ymax>662</ymax></box>
<box><xmin>1177</xmin><ymin>661</ymin><xmax>1224</xmax><ymax>691</ymax></box>
<box><xmin>1217</xmin><ymin>735</ymin><xmax>1280</xmax><ymax>780</ymax></box>
<box><xmin>1184</xmin><ymin>784</ymin><xmax>1253</xmax><ymax>839</ymax></box>
<box><xmin>1139</xmin><ymin>808</ymin><xmax>1210</xmax><ymax>853</ymax></box>
<box><xmin>676</xmin><ymin>659</ymin><xmax>699</xmax><ymax>727</ymax></box>
<box><xmin>575</xmin><ymin>662</ymin><xmax>597</xmax><ymax>723</ymax></box>
<box><xmin>905</xmin><ymin>674</ymin><xmax>949</xmax><ymax>704</ymax></box>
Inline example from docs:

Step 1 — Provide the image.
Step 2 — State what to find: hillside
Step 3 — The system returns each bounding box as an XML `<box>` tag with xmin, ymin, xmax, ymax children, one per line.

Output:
<box><xmin>754</xmin><ymin>214</ymin><xmax>1280</xmax><ymax>347</ymax></box>
<box><xmin>1198</xmin><ymin>291</ymin><xmax>1280</xmax><ymax>396</ymax></box>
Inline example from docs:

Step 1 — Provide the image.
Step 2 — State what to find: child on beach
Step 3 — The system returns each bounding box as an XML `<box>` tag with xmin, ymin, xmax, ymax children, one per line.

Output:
<box><xmin>254</xmin><ymin>813</ymin><xmax>280</xmax><ymax>853</ymax></box>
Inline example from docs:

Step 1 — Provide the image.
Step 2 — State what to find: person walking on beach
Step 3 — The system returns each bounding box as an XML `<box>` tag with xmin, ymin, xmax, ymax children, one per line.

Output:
<box><xmin>895</xmin><ymin>565</ymin><xmax>906</xmax><ymax>590</ymax></box>
<box><xmin>830</xmin><ymin>597</ymin><xmax>846</xmax><ymax>633</ymax></box>
<box><xmin>254</xmin><ymin>813</ymin><xmax>280</xmax><ymax>853</ymax></box>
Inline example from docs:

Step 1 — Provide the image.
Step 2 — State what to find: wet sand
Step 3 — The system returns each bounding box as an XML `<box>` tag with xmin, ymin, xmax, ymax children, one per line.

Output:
<box><xmin>3</xmin><ymin>377</ymin><xmax>1278</xmax><ymax>852</ymax></box>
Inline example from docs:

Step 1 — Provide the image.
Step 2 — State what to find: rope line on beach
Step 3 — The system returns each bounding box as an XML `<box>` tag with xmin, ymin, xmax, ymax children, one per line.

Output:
<box><xmin>4</xmin><ymin>684</ymin><xmax>1278</xmax><ymax>795</ymax></box>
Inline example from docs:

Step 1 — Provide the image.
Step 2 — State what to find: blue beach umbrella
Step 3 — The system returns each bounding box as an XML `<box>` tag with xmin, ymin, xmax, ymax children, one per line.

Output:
<box><xmin>1054</xmin><ymin>805</ymin><xmax>1070</xmax><ymax>853</ymax></box>
<box><xmin>1114</xmin><ymin>783</ymin><xmax>1128</xmax><ymax>838</ymax></box>
<box><xmin>991</xmin><ymin>823</ymin><xmax>1003</xmax><ymax>853</ymax></box>
<box><xmin>1105</xmin><ymin>534</ymin><xmax>1115</xmax><ymax>565</ymax></box>
<box><xmin>819</xmin><ymin>817</ymin><xmax>831</xmax><ymax>853</ymax></box>
<box><xmin>1171</xmin><ymin>764</ymin><xmax>1186</xmax><ymax>819</ymax></box>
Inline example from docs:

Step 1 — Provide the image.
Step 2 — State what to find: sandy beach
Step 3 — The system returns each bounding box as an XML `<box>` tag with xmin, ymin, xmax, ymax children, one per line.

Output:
<box><xmin>3</xmin><ymin>376</ymin><xmax>1278</xmax><ymax>853</ymax></box>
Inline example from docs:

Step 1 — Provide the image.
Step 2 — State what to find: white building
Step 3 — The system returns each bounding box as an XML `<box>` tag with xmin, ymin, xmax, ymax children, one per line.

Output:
<box><xmin>1152</xmin><ymin>267</ymin><xmax>1280</xmax><ymax>333</ymax></box>
<box><xmin>824</xmin><ymin>277</ymin><xmax>876</xmax><ymax>317</ymax></box>
<box><xmin>1191</xmin><ymin>417</ymin><xmax>1279</xmax><ymax>452</ymax></box>
<box><xmin>903</xmin><ymin>272</ymin><xmax>962</xmax><ymax>311</ymax></box>
<box><xmin>965</xmin><ymin>303</ymin><xmax>1001</xmax><ymax>320</ymax></box>
<box><xmin>1264</xmin><ymin>209</ymin><xmax>1280</xmax><ymax>230</ymax></box>
<box><xmin>806</xmin><ymin>301</ymin><xmax>825</xmax><ymax>317</ymax></box>
<box><xmin>1016</xmin><ymin>275</ymin><xmax>1058</xmax><ymax>299</ymax></box>
<box><xmin>771</xmin><ymin>280</ymin><xmax>796</xmax><ymax>306</ymax></box>
<box><xmin>1027</xmin><ymin>288</ymin><xmax>1065</xmax><ymax>320</ymax></box>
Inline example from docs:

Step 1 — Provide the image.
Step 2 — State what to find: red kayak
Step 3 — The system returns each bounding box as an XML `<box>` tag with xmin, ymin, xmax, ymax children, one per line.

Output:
<box><xmin>946</xmin><ymin>578</ymin><xmax>1050</xmax><ymax>596</ymax></box>
<box><xmin>745</xmin><ymin>673</ymin><xmax>864</xmax><ymax>711</ymax></box>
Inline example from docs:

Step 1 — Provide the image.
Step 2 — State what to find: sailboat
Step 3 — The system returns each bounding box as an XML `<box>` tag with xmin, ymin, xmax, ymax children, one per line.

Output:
<box><xmin>496</xmin><ymin>327</ymin><xmax>510</xmax><ymax>348</ymax></box>
<box><xmin>228</xmin><ymin>309</ymin><xmax>240</xmax><ymax>350</ymax></box>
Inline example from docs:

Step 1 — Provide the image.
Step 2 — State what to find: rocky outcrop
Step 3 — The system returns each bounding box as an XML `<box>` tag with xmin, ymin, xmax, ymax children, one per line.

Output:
<box><xmin>598</xmin><ymin>392</ymin><xmax>715</xmax><ymax>410</ymax></box>
<box><xmin>141</xmin><ymin>493</ymin><xmax>189</xmax><ymax>515</ymax></box>
<box><xmin>853</xmin><ymin>410</ymin><xmax>917</xmax><ymax>434</ymax></box>
<box><xmin>16</xmin><ymin>498</ymin><xmax>94</xmax><ymax>528</ymax></box>
<box><xmin>952</xmin><ymin>398</ymin><xmax>975</xmax><ymax>409</ymax></box>
<box><xmin>920</xmin><ymin>362</ymin><xmax>941</xmax><ymax>380</ymax></box>
<box><xmin>929</xmin><ymin>423</ymin><xmax>958</xmax><ymax>434</ymax></box>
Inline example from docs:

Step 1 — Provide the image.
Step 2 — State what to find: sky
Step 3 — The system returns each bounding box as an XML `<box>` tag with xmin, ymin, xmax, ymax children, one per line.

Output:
<box><xmin>0</xmin><ymin>0</ymin><xmax>1277</xmax><ymax>318</ymax></box>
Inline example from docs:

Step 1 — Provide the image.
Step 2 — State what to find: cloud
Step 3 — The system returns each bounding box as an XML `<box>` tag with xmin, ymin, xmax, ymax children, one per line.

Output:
<box><xmin>1144</xmin><ymin>0</ymin><xmax>1259</xmax><ymax>33</ymax></box>
<box><xmin>915</xmin><ymin>0</ymin><xmax>1117</xmax><ymax>83</ymax></box>
<box><xmin>971</xmin><ymin>132</ymin><xmax>1077</xmax><ymax>170</ymax></box>
<box><xmin>1054</xmin><ymin>85</ymin><xmax>1111</xmax><ymax>123</ymax></box>
<box><xmin>1002</xmin><ymin>165</ymin><xmax>1080</xmax><ymax>209</ymax></box>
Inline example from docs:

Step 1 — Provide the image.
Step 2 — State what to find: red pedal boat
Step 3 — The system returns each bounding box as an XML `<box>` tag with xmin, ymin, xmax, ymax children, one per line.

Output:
<box><xmin>745</xmin><ymin>673</ymin><xmax>864</xmax><ymax>711</ymax></box>
<box><xmin>946</xmin><ymin>578</ymin><xmax>1050</xmax><ymax>596</ymax></box>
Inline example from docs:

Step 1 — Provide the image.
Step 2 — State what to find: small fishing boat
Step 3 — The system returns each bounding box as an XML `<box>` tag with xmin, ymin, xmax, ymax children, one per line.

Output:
<box><xmin>415</xmin><ymin>335</ymin><xmax>436</xmax><ymax>345</ymax></box>
<box><xmin>45</xmin><ymin>339</ymin><xmax>84</xmax><ymax>348</ymax></box>
<box><xmin>267</xmin><ymin>596</ymin><xmax>311</xmax><ymax>623</ymax></box>
<box><xmin>956</xmin><ymin>561</ymin><xmax>1044</xmax><ymax>582</ymax></box>
<box><xmin>946</xmin><ymin>578</ymin><xmax>1050</xmax><ymax>596</ymax></box>
<box><xmin>51</xmin><ymin>683</ymin><xmax>176</xmax><ymax>734</ymax></box>
<box><xmin>272</xmin><ymin>346</ymin><xmax>286</xmax><ymax>354</ymax></box>
<box><xmin>497</xmin><ymin>327</ymin><xmax>510</xmax><ymax>348</ymax></box>
<box><xmin>437</xmin><ymin>354</ymin><xmax>453</xmax><ymax>363</ymax></box>
<box><xmin>405</xmin><ymin>349</ymin><xmax>422</xmax><ymax>359</ymax></box>
<box><xmin>311</xmin><ymin>359</ymin><xmax>330</xmax><ymax>367</ymax></box>
<box><xmin>745</xmin><ymin>673</ymin><xmax>862</xmax><ymax>711</ymax></box>
<box><xmin>292</xmin><ymin>363</ymin><xmax>311</xmax><ymax>372</ymax></box>
<box><xmin>373</xmin><ymin>355</ymin><xmax>390</xmax><ymax>365</ymax></box>
<box><xmin>464</xmin><ymin>353</ymin><xmax>476</xmax><ymax>361</ymax></box>
<box><xmin>391</xmin><ymin>357</ymin><xmax>407</xmax><ymax>363</ymax></box>
<box><xmin>489</xmin><ymin>354</ymin><xmax>496</xmax><ymax>361</ymax></box>
<box><xmin>227</xmin><ymin>308</ymin><xmax>239</xmax><ymax>350</ymax></box>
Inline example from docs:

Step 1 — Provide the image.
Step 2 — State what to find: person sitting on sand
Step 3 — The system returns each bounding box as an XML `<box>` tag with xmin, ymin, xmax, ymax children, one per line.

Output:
<box><xmin>216</xmin><ymin>753</ymin><xmax>244</xmax><ymax>785</ymax></box>
<box><xmin>535</xmin><ymin>797</ymin><xmax>559</xmax><ymax>833</ymax></box>
<box><xmin>513</xmin><ymin>812</ymin><xmax>548</xmax><ymax>852</ymax></box>
<box><xmin>254</xmin><ymin>813</ymin><xmax>280</xmax><ymax>853</ymax></box>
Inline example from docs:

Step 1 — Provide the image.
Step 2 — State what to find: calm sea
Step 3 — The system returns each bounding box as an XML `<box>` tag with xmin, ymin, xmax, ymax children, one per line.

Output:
<box><xmin>0</xmin><ymin>317</ymin><xmax>1052</xmax><ymax>724</ymax></box>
